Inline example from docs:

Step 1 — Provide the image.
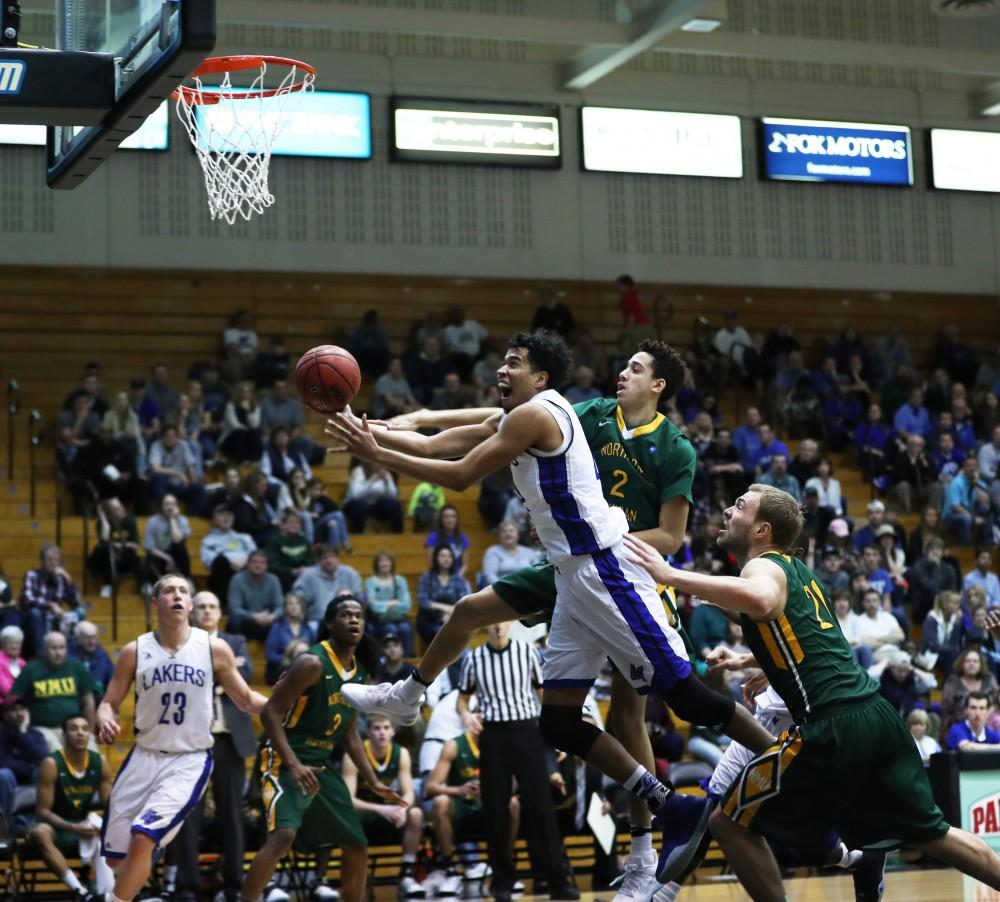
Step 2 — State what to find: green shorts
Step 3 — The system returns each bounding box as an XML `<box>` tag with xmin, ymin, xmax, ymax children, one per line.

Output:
<box><xmin>452</xmin><ymin>797</ymin><xmax>484</xmax><ymax>839</ymax></box>
<box><xmin>260</xmin><ymin>746</ymin><xmax>366</xmax><ymax>849</ymax></box>
<box><xmin>720</xmin><ymin>696</ymin><xmax>949</xmax><ymax>851</ymax></box>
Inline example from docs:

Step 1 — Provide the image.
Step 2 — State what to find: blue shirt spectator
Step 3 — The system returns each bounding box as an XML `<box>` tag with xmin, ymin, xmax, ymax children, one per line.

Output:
<box><xmin>733</xmin><ymin>408</ymin><xmax>763</xmax><ymax>472</ymax></box>
<box><xmin>963</xmin><ymin>549</ymin><xmax>1000</xmax><ymax>608</ymax></box>
<box><xmin>68</xmin><ymin>621</ymin><xmax>115</xmax><ymax>700</ymax></box>
<box><xmin>757</xmin><ymin>454</ymin><xmax>802</xmax><ymax>502</ymax></box>
<box><xmin>946</xmin><ymin>693</ymin><xmax>1000</xmax><ymax>750</ymax></box>
<box><xmin>751</xmin><ymin>426</ymin><xmax>789</xmax><ymax>474</ymax></box>
<box><xmin>893</xmin><ymin>388</ymin><xmax>932</xmax><ymax>440</ymax></box>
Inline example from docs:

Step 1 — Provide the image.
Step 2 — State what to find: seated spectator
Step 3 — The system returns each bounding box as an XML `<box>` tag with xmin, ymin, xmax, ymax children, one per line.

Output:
<box><xmin>921</xmin><ymin>591</ymin><xmax>964</xmax><ymax>676</ymax></box>
<box><xmin>365</xmin><ymin>551</ymin><xmax>414</xmax><ymax>655</ymax></box>
<box><xmin>953</xmin><ymin>396</ymin><xmax>978</xmax><ymax>455</ymax></box>
<box><xmin>688</xmin><ymin>412</ymin><xmax>715</xmax><ymax>458</ymax></box>
<box><xmin>843</xmin><ymin>353</ymin><xmax>873</xmax><ymax>411</ymax></box>
<box><xmin>876</xmin><ymin>524</ymin><xmax>906</xmax><ymax>581</ymax></box>
<box><xmin>204</xmin><ymin>466</ymin><xmax>243</xmax><ymax>514</ymax></box>
<box><xmin>567</xmin><ymin>329</ymin><xmax>605</xmax><ymax>389</ymax></box>
<box><xmin>56</xmin><ymin>392</ymin><xmax>101</xmax><ymax>462</ymax></box>
<box><xmin>817</xmin><ymin>549</ymin><xmax>850</xmax><ymax>599</ymax></box>
<box><xmin>261</xmin><ymin>426</ymin><xmax>311</xmax><ymax>489</ymax></box>
<box><xmin>750</xmin><ymin>423</ymin><xmax>789</xmax><ymax>477</ymax></box>
<box><xmin>252</xmin><ymin>335</ymin><xmax>291</xmax><ymax>390</ymax></box>
<box><xmin>834</xmin><ymin>593</ymin><xmax>872</xmax><ymax>668</ymax></box>
<box><xmin>342</xmin><ymin>714</ymin><xmax>426</xmax><ymax>898</ymax></box>
<box><xmin>932</xmin><ymin>431</ymin><xmax>964</xmax><ymax>489</ymax></box>
<box><xmin>852</xmin><ymin>500</ymin><xmax>887</xmax><ymax>552</ymax></box>
<box><xmin>563</xmin><ymin>366</ymin><xmax>601</xmax><ymax>405</ymax></box>
<box><xmin>909</xmin><ymin>538</ymin><xmax>959</xmax><ymax>624</ymax></box>
<box><xmin>264</xmin><ymin>509</ymin><xmax>312</xmax><ymax>593</ymax></box>
<box><xmin>259</xmin><ymin>379</ymin><xmax>313</xmax><ymax>461</ymax></box>
<box><xmin>143</xmin><ymin>493</ymin><xmax>191</xmax><ymax>583</ymax></box>
<box><xmin>941</xmin><ymin>648</ymin><xmax>999</xmax><ymax>735</ymax></box>
<box><xmin>894</xmin><ymin>387</ymin><xmax>932</xmax><ymax>443</ymax></box>
<box><xmin>200</xmin><ymin>505</ymin><xmax>256</xmax><ymax>602</ymax></box>
<box><xmin>0</xmin><ymin>564</ymin><xmax>16</xmax><ymax>632</ymax></box>
<box><xmin>263</xmin><ymin>593</ymin><xmax>314</xmax><ymax>684</ymax></box>
<box><xmin>732</xmin><ymin>406</ymin><xmax>763</xmax><ymax>475</ymax></box>
<box><xmin>779</xmin><ymin>375</ymin><xmax>822</xmax><ymax>440</ymax></box>
<box><xmin>343</xmin><ymin>461</ymin><xmax>404</xmax><ymax>534</ymax></box>
<box><xmin>442</xmin><ymin>306</ymin><xmax>488</xmax><ymax>381</ymax></box>
<box><xmin>829</xmin><ymin>325</ymin><xmax>868</xmax><ymax>376</ymax></box>
<box><xmin>417</xmin><ymin>545</ymin><xmax>471</xmax><ymax>645</ymax></box>
<box><xmin>408</xmin><ymin>481</ymin><xmax>446</xmax><ymax>532</ymax></box>
<box><xmin>531</xmin><ymin>286</ymin><xmax>575</xmax><ymax>337</ymax></box>
<box><xmin>424</xmin><ymin>505</ymin><xmax>471</xmax><ymax>578</ymax></box>
<box><xmin>429</xmin><ymin>372</ymin><xmax>472</xmax><ymax>412</ymax></box>
<box><xmin>375</xmin><ymin>632</ymin><xmax>417</xmax><ymax>684</ymax></box>
<box><xmin>127</xmin><ymin>376</ymin><xmax>160</xmax><ymax>444</ymax></box>
<box><xmin>148</xmin><ymin>424</ymin><xmax>205</xmax><ymax>513</ymax></box>
<box><xmin>221</xmin><ymin>309</ymin><xmax>259</xmax><ymax>383</ymax></box>
<box><xmin>762</xmin><ymin>321</ymin><xmax>801</xmax><ymax>380</ymax></box>
<box><xmin>480</xmin><ymin>521</ymin><xmax>540</xmax><ymax>586</ymax></box>
<box><xmin>976</xmin><ymin>390</ymin><xmax>1000</xmax><ymax>441</ymax></box>
<box><xmin>304</xmin><ymin>477</ymin><xmax>351</xmax><ymax>553</ymax></box>
<box><xmin>227</xmin><ymin>549</ymin><xmax>283</xmax><ymax>639</ymax></box>
<box><xmin>712</xmin><ymin>309</ymin><xmax>752</xmax><ymax>381</ymax></box>
<box><xmin>944</xmin><ymin>456</ymin><xmax>993</xmax><ymax>545</ymax></box>
<box><xmin>860</xmin><ymin>543</ymin><xmax>905</xmax><ymax>631</ymax></box>
<box><xmin>87</xmin><ymin>497</ymin><xmax>142</xmax><ymax>599</ymax></box>
<box><xmin>0</xmin><ymin>694</ymin><xmax>47</xmax><ymax>838</ymax></box>
<box><xmin>477</xmin><ymin>468</ymin><xmax>515</xmax><ymax>532</ymax></box>
<box><xmin>185</xmin><ymin>380</ymin><xmax>218</xmax><ymax>465</ymax></box>
<box><xmin>405</xmin><ymin>336</ymin><xmax>452</xmax><ymax>406</ymax></box>
<box><xmin>908</xmin><ymin>506</ymin><xmax>946</xmax><ymax>563</ymax></box>
<box><xmin>346</xmin><ymin>308</ymin><xmax>391</xmax><ymax>376</ymax></box>
<box><xmin>100</xmin><ymin>390</ymin><xmax>143</xmax><ymax>473</ymax></box>
<box><xmin>908</xmin><ymin>709</ymin><xmax>941</xmax><ymax>765</ymax></box>
<box><xmin>756</xmin><ymin>453</ymin><xmax>801</xmax><ymax>502</ymax></box>
<box><xmin>0</xmin><ymin>626</ymin><xmax>24</xmax><ymax>703</ymax></box>
<box><xmin>292</xmin><ymin>546</ymin><xmax>363</xmax><ymax>630</ymax></box>
<box><xmin>175</xmin><ymin>391</ymin><xmax>207</xmax><ymax>477</ymax></box>
<box><xmin>220</xmin><ymin>381</ymin><xmax>264</xmax><ymax>463</ymax></box>
<box><xmin>19</xmin><ymin>544</ymin><xmax>81</xmax><ymax>655</ymax></box>
<box><xmin>61</xmin><ymin>369</ymin><xmax>108</xmax><ymax>418</ymax></box>
<box><xmin>946</xmin><ymin>691</ymin><xmax>1000</xmax><ymax>751</ymax></box>
<box><xmin>963</xmin><ymin>547</ymin><xmax>1000</xmax><ymax>609</ymax></box>
<box><xmin>234</xmin><ymin>469</ymin><xmax>281</xmax><ymax>547</ymax></box>
<box><xmin>145</xmin><ymin>363</ymin><xmax>180</xmax><ymax>426</ymax></box>
<box><xmin>855</xmin><ymin>588</ymin><xmax>904</xmax><ymax>653</ymax></box>
<box><xmin>788</xmin><ymin>439</ymin><xmax>819</xmax><ymax>488</ymax></box>
<box><xmin>68</xmin><ymin>621</ymin><xmax>113</xmax><ymax>701</ymax></box>
<box><xmin>855</xmin><ymin>402</ymin><xmax>891</xmax><ymax>479</ymax></box>
<box><xmin>888</xmin><ymin>434</ymin><xmax>941</xmax><ymax>514</ymax></box>
<box><xmin>11</xmin><ymin>632</ymin><xmax>94</xmax><ymax>752</ymax></box>
<box><xmin>372</xmin><ymin>357</ymin><xmax>419</xmax><ymax>421</ymax></box>
<box><xmin>879</xmin><ymin>649</ymin><xmax>932</xmax><ymax>719</ymax></box>
<box><xmin>978</xmin><ymin>425</ymin><xmax>1000</xmax><ymax>509</ymax></box>
<box><xmin>873</xmin><ymin>324</ymin><xmax>912</xmax><ymax>387</ymax></box>
<box><xmin>704</xmin><ymin>426</ymin><xmax>744</xmax><ymax>506</ymax></box>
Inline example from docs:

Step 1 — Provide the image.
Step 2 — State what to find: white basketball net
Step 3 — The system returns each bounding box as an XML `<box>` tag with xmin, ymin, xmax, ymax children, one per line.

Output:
<box><xmin>174</xmin><ymin>60</ymin><xmax>315</xmax><ymax>225</ymax></box>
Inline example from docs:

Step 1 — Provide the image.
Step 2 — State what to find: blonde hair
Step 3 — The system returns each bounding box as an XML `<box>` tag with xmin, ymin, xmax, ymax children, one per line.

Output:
<box><xmin>966</xmin><ymin>586</ymin><xmax>988</xmax><ymax>611</ymax></box>
<box><xmin>748</xmin><ymin>484</ymin><xmax>804</xmax><ymax>550</ymax></box>
<box><xmin>932</xmin><ymin>591</ymin><xmax>961</xmax><ymax>617</ymax></box>
<box><xmin>906</xmin><ymin>709</ymin><xmax>931</xmax><ymax>729</ymax></box>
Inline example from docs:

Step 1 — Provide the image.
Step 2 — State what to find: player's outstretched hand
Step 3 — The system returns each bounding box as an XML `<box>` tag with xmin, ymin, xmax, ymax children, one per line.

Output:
<box><xmin>324</xmin><ymin>412</ymin><xmax>380</xmax><ymax>461</ymax></box>
<box><xmin>369</xmin><ymin>781</ymin><xmax>407</xmax><ymax>807</ymax></box>
<box><xmin>985</xmin><ymin>609</ymin><xmax>1000</xmax><ymax>641</ymax></box>
<box><xmin>97</xmin><ymin>713</ymin><xmax>121</xmax><ymax>745</ymax></box>
<box><xmin>383</xmin><ymin>409</ymin><xmax>427</xmax><ymax>431</ymax></box>
<box><xmin>623</xmin><ymin>533</ymin><xmax>674</xmax><ymax>585</ymax></box>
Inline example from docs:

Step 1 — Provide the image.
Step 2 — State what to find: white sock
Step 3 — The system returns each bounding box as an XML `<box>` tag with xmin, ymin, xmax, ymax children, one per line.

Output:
<box><xmin>63</xmin><ymin>870</ymin><xmax>84</xmax><ymax>893</ymax></box>
<box><xmin>93</xmin><ymin>851</ymin><xmax>116</xmax><ymax>893</ymax></box>
<box><xmin>834</xmin><ymin>844</ymin><xmax>864</xmax><ymax>869</ymax></box>
<box><xmin>113</xmin><ymin>895</ymin><xmax>131</xmax><ymax>902</ymax></box>
<box><xmin>657</xmin><ymin>883</ymin><xmax>681</xmax><ymax>902</ymax></box>
<box><xmin>629</xmin><ymin>831</ymin><xmax>653</xmax><ymax>862</ymax></box>
<box><xmin>399</xmin><ymin>674</ymin><xmax>426</xmax><ymax>705</ymax></box>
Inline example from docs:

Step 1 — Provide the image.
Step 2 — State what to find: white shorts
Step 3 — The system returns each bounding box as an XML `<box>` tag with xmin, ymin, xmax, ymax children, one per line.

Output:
<box><xmin>709</xmin><ymin>686</ymin><xmax>793</xmax><ymax>797</ymax></box>
<box><xmin>101</xmin><ymin>745</ymin><xmax>213</xmax><ymax>860</ymax></box>
<box><xmin>544</xmin><ymin>543</ymin><xmax>691</xmax><ymax>694</ymax></box>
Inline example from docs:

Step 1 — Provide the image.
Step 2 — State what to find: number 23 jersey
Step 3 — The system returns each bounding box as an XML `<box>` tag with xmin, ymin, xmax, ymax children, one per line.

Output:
<box><xmin>134</xmin><ymin>627</ymin><xmax>214</xmax><ymax>753</ymax></box>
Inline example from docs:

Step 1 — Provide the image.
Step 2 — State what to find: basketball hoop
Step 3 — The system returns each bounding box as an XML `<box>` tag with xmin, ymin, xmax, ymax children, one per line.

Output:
<box><xmin>172</xmin><ymin>55</ymin><xmax>316</xmax><ymax>224</ymax></box>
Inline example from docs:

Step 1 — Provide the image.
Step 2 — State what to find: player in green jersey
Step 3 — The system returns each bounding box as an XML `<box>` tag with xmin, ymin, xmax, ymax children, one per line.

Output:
<box><xmin>29</xmin><ymin>713</ymin><xmax>113</xmax><ymax>901</ymax></box>
<box><xmin>626</xmin><ymin>484</ymin><xmax>1000</xmax><ymax>902</ymax></box>
<box><xmin>242</xmin><ymin>597</ymin><xmax>405</xmax><ymax>902</ymax></box>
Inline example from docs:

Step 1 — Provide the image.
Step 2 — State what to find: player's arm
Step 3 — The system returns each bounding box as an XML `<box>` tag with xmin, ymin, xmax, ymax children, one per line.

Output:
<box><xmin>328</xmin><ymin>405</ymin><xmax>551</xmax><ymax>492</ymax></box>
<box><xmin>261</xmin><ymin>653</ymin><xmax>325</xmax><ymax>795</ymax></box>
<box><xmin>211</xmin><ymin>637</ymin><xmax>268</xmax><ymax>715</ymax></box>
<box><xmin>343</xmin><ymin>718</ymin><xmax>406</xmax><ymax>806</ymax></box>
<box><xmin>341</xmin><ymin>752</ymin><xmax>390</xmax><ymax>815</ymax></box>
<box><xmin>35</xmin><ymin>758</ymin><xmax>88</xmax><ymax>836</ymax></box>
<box><xmin>98</xmin><ymin>755</ymin><xmax>112</xmax><ymax>807</ymax></box>
<box><xmin>397</xmin><ymin>746</ymin><xmax>416</xmax><ymax>807</ymax></box>
<box><xmin>96</xmin><ymin>641</ymin><xmax>137</xmax><ymax>744</ymax></box>
<box><xmin>625</xmin><ymin>535</ymin><xmax>787</xmax><ymax>621</ymax></box>
<box><xmin>423</xmin><ymin>739</ymin><xmax>459</xmax><ymax>799</ymax></box>
<box><xmin>329</xmin><ymin>410</ymin><xmax>500</xmax><ymax>459</ymax></box>
<box><xmin>706</xmin><ymin>645</ymin><xmax>760</xmax><ymax>672</ymax></box>
<box><xmin>384</xmin><ymin>407</ymin><xmax>498</xmax><ymax>432</ymax></box>
<box><xmin>631</xmin><ymin>496</ymin><xmax>690</xmax><ymax>556</ymax></box>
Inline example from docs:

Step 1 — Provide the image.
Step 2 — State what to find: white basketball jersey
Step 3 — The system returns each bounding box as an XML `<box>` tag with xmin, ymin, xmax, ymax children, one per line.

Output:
<box><xmin>134</xmin><ymin>628</ymin><xmax>215</xmax><ymax>753</ymax></box>
<box><xmin>507</xmin><ymin>389</ymin><xmax>627</xmax><ymax>566</ymax></box>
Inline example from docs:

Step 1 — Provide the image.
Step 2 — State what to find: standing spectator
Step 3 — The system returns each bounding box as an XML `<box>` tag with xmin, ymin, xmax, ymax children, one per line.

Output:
<box><xmin>68</xmin><ymin>621</ymin><xmax>114</xmax><ymax>701</ymax></box>
<box><xmin>532</xmin><ymin>287</ymin><xmax>575</xmax><ymax>337</ymax></box>
<box><xmin>343</xmin><ymin>461</ymin><xmax>404</xmax><ymax>534</ymax></box>
<box><xmin>941</xmin><ymin>649</ymin><xmax>999</xmax><ymax>734</ymax></box>
<box><xmin>963</xmin><ymin>547</ymin><xmax>1000</xmax><ymax>609</ymax></box>
<box><xmin>265</xmin><ymin>509</ymin><xmax>313</xmax><ymax>592</ymax></box>
<box><xmin>405</xmin><ymin>336</ymin><xmax>452</xmax><ymax>406</ymax></box>
<box><xmin>946</xmin><ymin>692</ymin><xmax>1000</xmax><ymax>751</ymax></box>
<box><xmin>563</xmin><ymin>366</ymin><xmax>601</xmax><ymax>405</ymax></box>
<box><xmin>423</xmin><ymin>505</ymin><xmax>471</xmax><ymax>577</ymax></box>
<box><xmin>416</xmin><ymin>546</ymin><xmax>471</xmax><ymax>646</ymax></box>
<box><xmin>263</xmin><ymin>593</ymin><xmax>314</xmax><ymax>685</ymax></box>
<box><xmin>713</xmin><ymin>310</ymin><xmax>752</xmax><ymax>381</ymax></box>
<box><xmin>978</xmin><ymin>425</ymin><xmax>1000</xmax><ymax>509</ymax></box>
<box><xmin>259</xmin><ymin>379</ymin><xmax>313</xmax><ymax>462</ymax></box>
<box><xmin>261</xmin><ymin>426</ymin><xmax>311</xmax><ymax>489</ymax></box>
<box><xmin>616</xmin><ymin>275</ymin><xmax>654</xmax><ymax>340</ymax></box>
<box><xmin>375</xmin><ymin>633</ymin><xmax>416</xmax><ymax>685</ymax></box>
<box><xmin>88</xmin><ymin>497</ymin><xmax>143</xmax><ymax>598</ymax></box>
<box><xmin>0</xmin><ymin>695</ymin><xmax>47</xmax><ymax>836</ymax></box>
<box><xmin>305</xmin><ymin>477</ymin><xmax>351</xmax><ymax>553</ymax></box>
<box><xmin>145</xmin><ymin>363</ymin><xmax>181</xmax><ymax>426</ymax></box>
<box><xmin>19</xmin><ymin>544</ymin><xmax>81</xmax><ymax>655</ymax></box>
<box><xmin>893</xmin><ymin>387</ymin><xmax>932</xmax><ymax>442</ymax></box>
<box><xmin>291</xmin><ymin>546</ymin><xmax>363</xmax><ymax>630</ymax></box>
<box><xmin>889</xmin><ymin>434</ymin><xmax>941</xmax><ymax>514</ymax></box>
<box><xmin>0</xmin><ymin>626</ymin><xmax>25</xmax><ymax>703</ymax></box>
<box><xmin>921</xmin><ymin>591</ymin><xmax>964</xmax><ymax>676</ymax></box>
<box><xmin>222</xmin><ymin>309</ymin><xmax>259</xmax><ymax>383</ymax></box>
<box><xmin>443</xmin><ymin>306</ymin><xmax>488</xmax><ymax>381</ymax></box>
<box><xmin>148</xmin><ymin>425</ymin><xmax>205</xmax><ymax>512</ymax></box>
<box><xmin>481</xmin><ymin>521</ymin><xmax>540</xmax><ymax>586</ymax></box>
<box><xmin>227</xmin><ymin>549</ymin><xmax>283</xmax><ymax>639</ymax></box>
<box><xmin>143</xmin><ymin>493</ymin><xmax>192</xmax><ymax>582</ymax></box>
<box><xmin>220</xmin><ymin>381</ymin><xmax>264</xmax><ymax>463</ymax></box>
<box><xmin>372</xmin><ymin>357</ymin><xmax>419</xmax><ymax>421</ymax></box>
<box><xmin>11</xmin><ymin>632</ymin><xmax>94</xmax><ymax>752</ymax></box>
<box><xmin>346</xmin><ymin>309</ymin><xmax>391</xmax><ymax>376</ymax></box>
<box><xmin>200</xmin><ymin>505</ymin><xmax>256</xmax><ymax>602</ymax></box>
<box><xmin>943</xmin><ymin>456</ymin><xmax>992</xmax><ymax>545</ymax></box>
<box><xmin>908</xmin><ymin>539</ymin><xmax>959</xmax><ymax>624</ymax></box>
<box><xmin>252</xmin><ymin>335</ymin><xmax>292</xmax><ymax>390</ymax></box>
<box><xmin>457</xmin><ymin>622</ymin><xmax>577</xmax><ymax>902</ymax></box>
<box><xmin>365</xmin><ymin>551</ymin><xmax>414</xmax><ymax>655</ymax></box>
<box><xmin>756</xmin><ymin>454</ymin><xmax>801</xmax><ymax>503</ymax></box>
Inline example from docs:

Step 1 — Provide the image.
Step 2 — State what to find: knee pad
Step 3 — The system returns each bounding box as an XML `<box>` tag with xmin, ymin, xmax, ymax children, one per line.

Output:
<box><xmin>665</xmin><ymin>674</ymin><xmax>736</xmax><ymax>730</ymax></box>
<box><xmin>539</xmin><ymin>704</ymin><xmax>602</xmax><ymax>759</ymax></box>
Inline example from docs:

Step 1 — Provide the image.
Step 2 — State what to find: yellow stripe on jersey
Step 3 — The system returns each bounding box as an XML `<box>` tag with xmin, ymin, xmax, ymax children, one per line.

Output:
<box><xmin>740</xmin><ymin>733</ymin><xmax>804</xmax><ymax>827</ymax></box>
<box><xmin>285</xmin><ymin>694</ymin><xmax>309</xmax><ymax>730</ymax></box>
<box><xmin>321</xmin><ymin>641</ymin><xmax>357</xmax><ymax>680</ymax></box>
<box><xmin>364</xmin><ymin>739</ymin><xmax>392</xmax><ymax>772</ymax></box>
<box><xmin>261</xmin><ymin>746</ymin><xmax>284</xmax><ymax>833</ymax></box>
<box><xmin>465</xmin><ymin>732</ymin><xmax>480</xmax><ymax>759</ymax></box>
<box><xmin>614</xmin><ymin>405</ymin><xmax>665</xmax><ymax>439</ymax></box>
<box><xmin>755</xmin><ymin>621</ymin><xmax>788</xmax><ymax>670</ymax></box>
<box><xmin>776</xmin><ymin>613</ymin><xmax>805</xmax><ymax>664</ymax></box>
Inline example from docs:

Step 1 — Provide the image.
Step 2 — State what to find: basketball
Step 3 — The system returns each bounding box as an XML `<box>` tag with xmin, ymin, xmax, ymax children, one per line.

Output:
<box><xmin>294</xmin><ymin>345</ymin><xmax>361</xmax><ymax>414</ymax></box>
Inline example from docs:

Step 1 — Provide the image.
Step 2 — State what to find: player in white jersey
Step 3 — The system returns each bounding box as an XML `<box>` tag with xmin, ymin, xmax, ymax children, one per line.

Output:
<box><xmin>97</xmin><ymin>574</ymin><xmax>267</xmax><ymax>902</ymax></box>
<box><xmin>327</xmin><ymin>332</ymin><xmax>774</xmax><ymax>874</ymax></box>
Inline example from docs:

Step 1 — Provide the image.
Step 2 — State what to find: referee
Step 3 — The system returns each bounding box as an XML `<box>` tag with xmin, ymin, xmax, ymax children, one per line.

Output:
<box><xmin>458</xmin><ymin>622</ymin><xmax>579</xmax><ymax>902</ymax></box>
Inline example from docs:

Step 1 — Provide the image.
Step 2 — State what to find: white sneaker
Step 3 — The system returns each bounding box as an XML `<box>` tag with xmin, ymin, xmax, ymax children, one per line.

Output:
<box><xmin>264</xmin><ymin>885</ymin><xmax>291</xmax><ymax>902</ymax></box>
<box><xmin>100</xmin><ymin>584</ymin><xmax>113</xmax><ymax>598</ymax></box>
<box><xmin>309</xmin><ymin>883</ymin><xmax>340</xmax><ymax>902</ymax></box>
<box><xmin>341</xmin><ymin>681</ymin><xmax>422</xmax><ymax>726</ymax></box>
<box><xmin>399</xmin><ymin>875</ymin><xmax>426</xmax><ymax>898</ymax></box>
<box><xmin>427</xmin><ymin>869</ymin><xmax>461</xmax><ymax>897</ymax></box>
<box><xmin>610</xmin><ymin>857</ymin><xmax>659</xmax><ymax>902</ymax></box>
<box><xmin>464</xmin><ymin>861</ymin><xmax>492</xmax><ymax>881</ymax></box>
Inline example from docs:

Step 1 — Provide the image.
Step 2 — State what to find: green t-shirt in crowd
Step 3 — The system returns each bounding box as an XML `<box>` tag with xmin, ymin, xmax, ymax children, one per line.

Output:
<box><xmin>11</xmin><ymin>657</ymin><xmax>94</xmax><ymax>727</ymax></box>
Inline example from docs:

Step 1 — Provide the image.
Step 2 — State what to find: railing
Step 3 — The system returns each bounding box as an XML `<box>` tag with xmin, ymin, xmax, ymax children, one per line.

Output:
<box><xmin>6</xmin><ymin>379</ymin><xmax>19</xmax><ymax>482</ymax></box>
<box><xmin>28</xmin><ymin>409</ymin><xmax>41</xmax><ymax>517</ymax></box>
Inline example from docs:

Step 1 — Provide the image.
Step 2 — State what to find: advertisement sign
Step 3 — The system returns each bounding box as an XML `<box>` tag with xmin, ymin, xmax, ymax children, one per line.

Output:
<box><xmin>960</xmin><ymin>770</ymin><xmax>1000</xmax><ymax>854</ymax></box>
<box><xmin>930</xmin><ymin>128</ymin><xmax>1000</xmax><ymax>193</ymax></box>
<box><xmin>760</xmin><ymin>117</ymin><xmax>912</xmax><ymax>185</ymax></box>
<box><xmin>392</xmin><ymin>98</ymin><xmax>561</xmax><ymax>167</ymax></box>
<box><xmin>581</xmin><ymin>106</ymin><xmax>743</xmax><ymax>177</ymax></box>
<box><xmin>195</xmin><ymin>91</ymin><xmax>372</xmax><ymax>158</ymax></box>
<box><xmin>0</xmin><ymin>101</ymin><xmax>168</xmax><ymax>149</ymax></box>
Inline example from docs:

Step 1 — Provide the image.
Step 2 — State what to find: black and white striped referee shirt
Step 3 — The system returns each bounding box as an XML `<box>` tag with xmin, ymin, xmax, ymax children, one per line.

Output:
<box><xmin>458</xmin><ymin>639</ymin><xmax>542</xmax><ymax>723</ymax></box>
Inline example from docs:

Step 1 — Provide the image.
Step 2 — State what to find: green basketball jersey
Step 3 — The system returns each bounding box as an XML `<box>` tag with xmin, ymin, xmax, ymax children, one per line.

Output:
<box><xmin>575</xmin><ymin>398</ymin><xmax>695</xmax><ymax>531</ymax></box>
<box><xmin>741</xmin><ymin>551</ymin><xmax>879</xmax><ymax>723</ymax></box>
<box><xmin>447</xmin><ymin>732</ymin><xmax>480</xmax><ymax>786</ymax></box>
<box><xmin>357</xmin><ymin>740</ymin><xmax>401</xmax><ymax>803</ymax></box>
<box><xmin>282</xmin><ymin>641</ymin><xmax>366</xmax><ymax>764</ymax></box>
<box><xmin>52</xmin><ymin>749</ymin><xmax>101</xmax><ymax>823</ymax></box>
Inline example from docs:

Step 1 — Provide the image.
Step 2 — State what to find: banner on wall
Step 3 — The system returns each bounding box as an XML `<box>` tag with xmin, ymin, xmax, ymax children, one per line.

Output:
<box><xmin>580</xmin><ymin>106</ymin><xmax>743</xmax><ymax>177</ymax></box>
<box><xmin>391</xmin><ymin>97</ymin><xmax>561</xmax><ymax>167</ymax></box>
<box><xmin>929</xmin><ymin>128</ymin><xmax>1000</xmax><ymax>194</ymax></box>
<box><xmin>960</xmin><ymin>770</ymin><xmax>1000</xmax><ymax>854</ymax></box>
<box><xmin>0</xmin><ymin>102</ymin><xmax>168</xmax><ymax>149</ymax></box>
<box><xmin>760</xmin><ymin>117</ymin><xmax>913</xmax><ymax>186</ymax></box>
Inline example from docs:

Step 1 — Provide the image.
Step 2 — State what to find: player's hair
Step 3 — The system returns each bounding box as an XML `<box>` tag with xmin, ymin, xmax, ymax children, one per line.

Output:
<box><xmin>506</xmin><ymin>331</ymin><xmax>573</xmax><ymax>391</ymax></box>
<box><xmin>62</xmin><ymin>712</ymin><xmax>89</xmax><ymax>734</ymax></box>
<box><xmin>367</xmin><ymin>713</ymin><xmax>393</xmax><ymax>728</ymax></box>
<box><xmin>747</xmin><ymin>484</ymin><xmax>804</xmax><ymax>551</ymax></box>
<box><xmin>637</xmin><ymin>339</ymin><xmax>686</xmax><ymax>403</ymax></box>
<box><xmin>151</xmin><ymin>573</ymin><xmax>186</xmax><ymax>599</ymax></box>
<box><xmin>317</xmin><ymin>595</ymin><xmax>379</xmax><ymax>673</ymax></box>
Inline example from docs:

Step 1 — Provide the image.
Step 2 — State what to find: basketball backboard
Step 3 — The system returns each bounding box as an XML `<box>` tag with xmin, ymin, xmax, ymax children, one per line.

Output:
<box><xmin>0</xmin><ymin>0</ymin><xmax>214</xmax><ymax>188</ymax></box>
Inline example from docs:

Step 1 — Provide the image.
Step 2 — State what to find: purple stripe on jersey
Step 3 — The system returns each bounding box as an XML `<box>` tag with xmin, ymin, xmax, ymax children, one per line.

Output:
<box><xmin>591</xmin><ymin>548</ymin><xmax>691</xmax><ymax>691</ymax></box>
<box><xmin>535</xmin><ymin>453</ymin><xmax>601</xmax><ymax>555</ymax></box>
